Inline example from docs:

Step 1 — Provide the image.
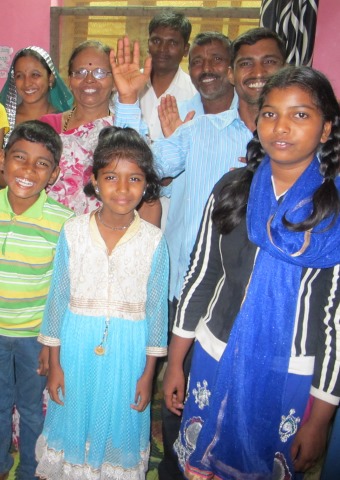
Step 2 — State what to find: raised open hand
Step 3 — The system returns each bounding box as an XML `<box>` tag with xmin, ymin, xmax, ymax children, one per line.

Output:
<box><xmin>158</xmin><ymin>95</ymin><xmax>195</xmax><ymax>138</ymax></box>
<box><xmin>110</xmin><ymin>36</ymin><xmax>152</xmax><ymax>104</ymax></box>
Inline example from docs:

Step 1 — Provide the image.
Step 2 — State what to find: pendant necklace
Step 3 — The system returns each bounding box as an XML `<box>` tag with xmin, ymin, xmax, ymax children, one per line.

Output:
<box><xmin>97</xmin><ymin>207</ymin><xmax>135</xmax><ymax>231</ymax></box>
<box><xmin>93</xmin><ymin>209</ymin><xmax>135</xmax><ymax>355</ymax></box>
<box><xmin>94</xmin><ymin>317</ymin><xmax>110</xmax><ymax>355</ymax></box>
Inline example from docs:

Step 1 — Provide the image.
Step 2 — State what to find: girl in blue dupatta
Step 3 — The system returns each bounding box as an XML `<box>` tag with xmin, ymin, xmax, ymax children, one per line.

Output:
<box><xmin>165</xmin><ymin>66</ymin><xmax>340</xmax><ymax>480</ymax></box>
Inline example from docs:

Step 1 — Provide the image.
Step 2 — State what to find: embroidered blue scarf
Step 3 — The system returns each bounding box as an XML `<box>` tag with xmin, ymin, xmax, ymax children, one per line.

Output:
<box><xmin>187</xmin><ymin>156</ymin><xmax>340</xmax><ymax>478</ymax></box>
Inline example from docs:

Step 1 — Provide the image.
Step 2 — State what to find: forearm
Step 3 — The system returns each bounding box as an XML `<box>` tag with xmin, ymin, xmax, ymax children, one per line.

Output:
<box><xmin>168</xmin><ymin>334</ymin><xmax>194</xmax><ymax>369</ymax></box>
<box><xmin>308</xmin><ymin>397</ymin><xmax>337</xmax><ymax>427</ymax></box>
<box><xmin>142</xmin><ymin>355</ymin><xmax>158</xmax><ymax>381</ymax></box>
<box><xmin>49</xmin><ymin>345</ymin><xmax>61</xmax><ymax>368</ymax></box>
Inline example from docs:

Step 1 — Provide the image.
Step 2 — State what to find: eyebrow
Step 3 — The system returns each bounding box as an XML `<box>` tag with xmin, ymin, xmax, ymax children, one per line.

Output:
<box><xmin>11</xmin><ymin>148</ymin><xmax>54</xmax><ymax>162</ymax></box>
<box><xmin>261</xmin><ymin>103</ymin><xmax>317</xmax><ymax>110</ymax></box>
<box><xmin>236</xmin><ymin>54</ymin><xmax>283</xmax><ymax>63</ymax></box>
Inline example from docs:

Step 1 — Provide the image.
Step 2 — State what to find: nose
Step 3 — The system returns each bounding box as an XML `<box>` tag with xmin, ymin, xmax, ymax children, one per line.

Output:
<box><xmin>23</xmin><ymin>75</ymin><xmax>32</xmax><ymax>86</ymax></box>
<box><xmin>273</xmin><ymin>116</ymin><xmax>290</xmax><ymax>134</ymax></box>
<box><xmin>85</xmin><ymin>71</ymin><xmax>96</xmax><ymax>83</ymax></box>
<box><xmin>252</xmin><ymin>61</ymin><xmax>267</xmax><ymax>78</ymax></box>
<box><xmin>117</xmin><ymin>178</ymin><xmax>129</xmax><ymax>193</ymax></box>
<box><xmin>202</xmin><ymin>58</ymin><xmax>212</xmax><ymax>72</ymax></box>
<box><xmin>159</xmin><ymin>41</ymin><xmax>169</xmax><ymax>53</ymax></box>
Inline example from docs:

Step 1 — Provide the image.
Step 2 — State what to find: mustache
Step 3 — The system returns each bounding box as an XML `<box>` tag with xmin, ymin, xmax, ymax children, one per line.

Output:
<box><xmin>244</xmin><ymin>77</ymin><xmax>268</xmax><ymax>85</ymax></box>
<box><xmin>198</xmin><ymin>72</ymin><xmax>220</xmax><ymax>82</ymax></box>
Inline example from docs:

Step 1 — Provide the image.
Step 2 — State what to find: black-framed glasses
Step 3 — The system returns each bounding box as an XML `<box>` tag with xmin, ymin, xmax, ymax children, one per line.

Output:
<box><xmin>70</xmin><ymin>68</ymin><xmax>112</xmax><ymax>80</ymax></box>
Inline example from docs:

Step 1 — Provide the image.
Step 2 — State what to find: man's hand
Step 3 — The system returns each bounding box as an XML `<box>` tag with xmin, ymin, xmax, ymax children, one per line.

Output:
<box><xmin>110</xmin><ymin>36</ymin><xmax>152</xmax><ymax>104</ymax></box>
<box><xmin>158</xmin><ymin>95</ymin><xmax>195</xmax><ymax>138</ymax></box>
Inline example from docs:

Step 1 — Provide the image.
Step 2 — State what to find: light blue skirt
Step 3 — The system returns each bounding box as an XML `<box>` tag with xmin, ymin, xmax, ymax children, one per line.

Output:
<box><xmin>36</xmin><ymin>311</ymin><xmax>150</xmax><ymax>479</ymax></box>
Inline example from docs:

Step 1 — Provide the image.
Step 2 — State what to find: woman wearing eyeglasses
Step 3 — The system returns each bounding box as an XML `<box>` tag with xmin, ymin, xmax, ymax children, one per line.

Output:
<box><xmin>40</xmin><ymin>41</ymin><xmax>117</xmax><ymax>215</ymax></box>
<box><xmin>41</xmin><ymin>39</ymin><xmax>161</xmax><ymax>223</ymax></box>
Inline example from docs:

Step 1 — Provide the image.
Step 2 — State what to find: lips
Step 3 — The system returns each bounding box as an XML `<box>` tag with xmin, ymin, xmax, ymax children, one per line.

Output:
<box><xmin>16</xmin><ymin>177</ymin><xmax>34</xmax><ymax>188</ymax></box>
<box><xmin>246</xmin><ymin>79</ymin><xmax>267</xmax><ymax>89</ymax></box>
<box><xmin>199</xmin><ymin>74</ymin><xmax>219</xmax><ymax>84</ymax></box>
<box><xmin>23</xmin><ymin>89</ymin><xmax>38</xmax><ymax>95</ymax></box>
<box><xmin>271</xmin><ymin>140</ymin><xmax>292</xmax><ymax>150</ymax></box>
<box><xmin>82</xmin><ymin>88</ymin><xmax>98</xmax><ymax>94</ymax></box>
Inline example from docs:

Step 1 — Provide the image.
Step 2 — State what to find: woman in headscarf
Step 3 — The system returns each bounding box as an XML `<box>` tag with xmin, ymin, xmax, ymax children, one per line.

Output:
<box><xmin>0</xmin><ymin>46</ymin><xmax>73</xmax><ymax>144</ymax></box>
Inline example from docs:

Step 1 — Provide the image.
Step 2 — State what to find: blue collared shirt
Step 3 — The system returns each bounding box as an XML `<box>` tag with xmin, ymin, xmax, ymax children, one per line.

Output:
<box><xmin>153</xmin><ymin>98</ymin><xmax>253</xmax><ymax>300</ymax></box>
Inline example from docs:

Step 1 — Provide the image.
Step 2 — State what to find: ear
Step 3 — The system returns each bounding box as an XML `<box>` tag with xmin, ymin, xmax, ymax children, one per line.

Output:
<box><xmin>183</xmin><ymin>43</ymin><xmax>190</xmax><ymax>58</ymax></box>
<box><xmin>47</xmin><ymin>166</ymin><xmax>60</xmax><ymax>186</ymax></box>
<box><xmin>91</xmin><ymin>173</ymin><xmax>97</xmax><ymax>188</ymax></box>
<box><xmin>49</xmin><ymin>73</ymin><xmax>55</xmax><ymax>89</ymax></box>
<box><xmin>227</xmin><ymin>66</ymin><xmax>235</xmax><ymax>86</ymax></box>
<box><xmin>0</xmin><ymin>149</ymin><xmax>5</xmax><ymax>172</ymax></box>
<box><xmin>320</xmin><ymin>121</ymin><xmax>332</xmax><ymax>144</ymax></box>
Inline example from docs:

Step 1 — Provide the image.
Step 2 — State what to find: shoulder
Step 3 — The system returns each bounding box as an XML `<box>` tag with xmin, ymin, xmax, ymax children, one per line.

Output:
<box><xmin>138</xmin><ymin>218</ymin><xmax>165</xmax><ymax>248</ymax></box>
<box><xmin>40</xmin><ymin>113</ymin><xmax>63</xmax><ymax>133</ymax></box>
<box><xmin>176</xmin><ymin>68</ymin><xmax>197</xmax><ymax>93</ymax></box>
<box><xmin>44</xmin><ymin>195</ymin><xmax>74</xmax><ymax>218</ymax></box>
<box><xmin>43</xmin><ymin>196</ymin><xmax>74</xmax><ymax>221</ymax></box>
<box><xmin>63</xmin><ymin>213</ymin><xmax>90</xmax><ymax>233</ymax></box>
<box><xmin>213</xmin><ymin>167</ymin><xmax>248</xmax><ymax>196</ymax></box>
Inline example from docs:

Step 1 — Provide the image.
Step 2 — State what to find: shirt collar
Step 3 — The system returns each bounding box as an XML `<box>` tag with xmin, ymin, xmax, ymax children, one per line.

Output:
<box><xmin>0</xmin><ymin>187</ymin><xmax>47</xmax><ymax>219</ymax></box>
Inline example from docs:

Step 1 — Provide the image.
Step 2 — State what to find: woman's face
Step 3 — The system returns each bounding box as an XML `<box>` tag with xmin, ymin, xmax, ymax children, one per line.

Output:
<box><xmin>14</xmin><ymin>55</ymin><xmax>53</xmax><ymax>106</ymax></box>
<box><xmin>69</xmin><ymin>47</ymin><xmax>114</xmax><ymax>110</ymax></box>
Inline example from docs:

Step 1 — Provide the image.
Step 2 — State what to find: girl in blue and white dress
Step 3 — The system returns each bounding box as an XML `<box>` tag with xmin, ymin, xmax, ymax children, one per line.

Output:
<box><xmin>36</xmin><ymin>126</ymin><xmax>169</xmax><ymax>480</ymax></box>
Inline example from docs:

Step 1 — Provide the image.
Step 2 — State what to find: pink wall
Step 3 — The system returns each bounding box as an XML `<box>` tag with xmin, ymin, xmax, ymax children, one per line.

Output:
<box><xmin>0</xmin><ymin>0</ymin><xmax>60</xmax><ymax>90</ymax></box>
<box><xmin>313</xmin><ymin>0</ymin><xmax>340</xmax><ymax>98</ymax></box>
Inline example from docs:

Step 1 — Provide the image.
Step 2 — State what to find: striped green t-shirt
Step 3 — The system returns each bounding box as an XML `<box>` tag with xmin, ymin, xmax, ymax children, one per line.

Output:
<box><xmin>0</xmin><ymin>188</ymin><xmax>74</xmax><ymax>337</ymax></box>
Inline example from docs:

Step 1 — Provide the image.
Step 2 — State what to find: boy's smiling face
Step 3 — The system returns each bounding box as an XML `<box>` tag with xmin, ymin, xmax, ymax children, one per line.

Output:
<box><xmin>1</xmin><ymin>139</ymin><xmax>59</xmax><ymax>214</ymax></box>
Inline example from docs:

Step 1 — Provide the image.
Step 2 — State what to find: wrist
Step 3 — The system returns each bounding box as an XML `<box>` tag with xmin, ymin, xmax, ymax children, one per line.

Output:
<box><xmin>118</xmin><ymin>94</ymin><xmax>138</xmax><ymax>104</ymax></box>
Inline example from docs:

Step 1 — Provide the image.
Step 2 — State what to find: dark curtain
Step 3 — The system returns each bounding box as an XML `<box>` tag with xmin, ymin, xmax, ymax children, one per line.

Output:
<box><xmin>260</xmin><ymin>0</ymin><xmax>319</xmax><ymax>66</ymax></box>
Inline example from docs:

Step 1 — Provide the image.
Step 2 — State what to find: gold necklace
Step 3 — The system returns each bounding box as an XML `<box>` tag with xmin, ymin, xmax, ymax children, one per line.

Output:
<box><xmin>62</xmin><ymin>107</ymin><xmax>76</xmax><ymax>132</ymax></box>
<box><xmin>97</xmin><ymin>207</ymin><xmax>135</xmax><ymax>231</ymax></box>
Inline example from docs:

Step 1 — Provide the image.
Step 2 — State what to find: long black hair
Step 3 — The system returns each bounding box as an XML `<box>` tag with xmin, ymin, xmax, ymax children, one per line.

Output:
<box><xmin>213</xmin><ymin>66</ymin><xmax>340</xmax><ymax>234</ymax></box>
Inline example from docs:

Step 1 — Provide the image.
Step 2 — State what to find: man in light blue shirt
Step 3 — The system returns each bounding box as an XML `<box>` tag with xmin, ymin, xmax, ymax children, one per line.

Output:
<box><xmin>156</xmin><ymin>28</ymin><xmax>286</xmax><ymax>306</ymax></box>
<box><xmin>161</xmin><ymin>32</ymin><xmax>237</xmax><ymax>305</ymax></box>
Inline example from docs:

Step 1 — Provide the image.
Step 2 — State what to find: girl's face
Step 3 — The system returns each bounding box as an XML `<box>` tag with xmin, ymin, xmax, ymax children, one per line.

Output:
<box><xmin>14</xmin><ymin>55</ymin><xmax>53</xmax><ymax>105</ymax></box>
<box><xmin>257</xmin><ymin>86</ymin><xmax>332</xmax><ymax>170</ymax></box>
<box><xmin>69</xmin><ymin>47</ymin><xmax>114</xmax><ymax>110</ymax></box>
<box><xmin>92</xmin><ymin>157</ymin><xmax>146</xmax><ymax>223</ymax></box>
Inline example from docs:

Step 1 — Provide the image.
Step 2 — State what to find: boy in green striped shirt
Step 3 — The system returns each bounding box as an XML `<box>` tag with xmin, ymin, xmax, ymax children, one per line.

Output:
<box><xmin>0</xmin><ymin>121</ymin><xmax>74</xmax><ymax>480</ymax></box>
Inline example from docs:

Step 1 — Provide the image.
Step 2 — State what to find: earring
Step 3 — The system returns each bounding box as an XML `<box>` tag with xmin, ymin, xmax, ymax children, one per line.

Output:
<box><xmin>143</xmin><ymin>189</ymin><xmax>146</xmax><ymax>196</ymax></box>
<box><xmin>95</xmin><ymin>186</ymin><xmax>100</xmax><ymax>194</ymax></box>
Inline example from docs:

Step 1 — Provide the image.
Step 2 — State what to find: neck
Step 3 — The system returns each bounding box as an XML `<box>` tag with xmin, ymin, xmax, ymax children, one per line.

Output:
<box><xmin>151</xmin><ymin>68</ymin><xmax>178</xmax><ymax>97</ymax></box>
<box><xmin>238</xmin><ymin>100</ymin><xmax>259</xmax><ymax>133</ymax></box>
<box><xmin>71</xmin><ymin>103</ymin><xmax>110</xmax><ymax>126</ymax></box>
<box><xmin>16</xmin><ymin>98</ymin><xmax>53</xmax><ymax>120</ymax></box>
<box><xmin>202</xmin><ymin>91</ymin><xmax>234</xmax><ymax>114</ymax></box>
<box><xmin>271</xmin><ymin>161</ymin><xmax>312</xmax><ymax>197</ymax></box>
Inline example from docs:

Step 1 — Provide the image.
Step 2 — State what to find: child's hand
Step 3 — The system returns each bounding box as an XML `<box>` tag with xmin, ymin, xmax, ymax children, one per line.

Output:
<box><xmin>131</xmin><ymin>373</ymin><xmax>153</xmax><ymax>412</ymax></box>
<box><xmin>47</xmin><ymin>364</ymin><xmax>65</xmax><ymax>406</ymax></box>
<box><xmin>158</xmin><ymin>95</ymin><xmax>195</xmax><ymax>138</ymax></box>
<box><xmin>290</xmin><ymin>417</ymin><xmax>329</xmax><ymax>472</ymax></box>
<box><xmin>37</xmin><ymin>345</ymin><xmax>49</xmax><ymax>376</ymax></box>
<box><xmin>163</xmin><ymin>363</ymin><xmax>185</xmax><ymax>416</ymax></box>
<box><xmin>110</xmin><ymin>36</ymin><xmax>152</xmax><ymax>104</ymax></box>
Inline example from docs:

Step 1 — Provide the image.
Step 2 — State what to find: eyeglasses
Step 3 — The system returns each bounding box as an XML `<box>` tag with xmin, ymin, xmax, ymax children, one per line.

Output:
<box><xmin>70</xmin><ymin>68</ymin><xmax>112</xmax><ymax>80</ymax></box>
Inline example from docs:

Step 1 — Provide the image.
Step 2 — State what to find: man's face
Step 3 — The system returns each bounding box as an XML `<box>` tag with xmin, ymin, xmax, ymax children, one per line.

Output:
<box><xmin>228</xmin><ymin>38</ymin><xmax>285</xmax><ymax>106</ymax></box>
<box><xmin>148</xmin><ymin>26</ymin><xmax>189</xmax><ymax>74</ymax></box>
<box><xmin>188</xmin><ymin>40</ymin><xmax>232</xmax><ymax>101</ymax></box>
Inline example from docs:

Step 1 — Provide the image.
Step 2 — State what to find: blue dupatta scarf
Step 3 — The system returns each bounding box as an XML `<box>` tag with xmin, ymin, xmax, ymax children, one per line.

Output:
<box><xmin>186</xmin><ymin>156</ymin><xmax>340</xmax><ymax>479</ymax></box>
